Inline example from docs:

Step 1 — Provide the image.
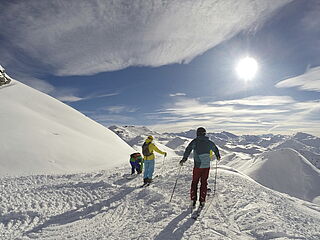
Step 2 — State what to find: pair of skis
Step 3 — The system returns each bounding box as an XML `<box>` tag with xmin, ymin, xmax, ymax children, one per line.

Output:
<box><xmin>139</xmin><ymin>175</ymin><xmax>160</xmax><ymax>188</ymax></box>
<box><xmin>190</xmin><ymin>188</ymin><xmax>212</xmax><ymax>220</ymax></box>
<box><xmin>140</xmin><ymin>182</ymin><xmax>151</xmax><ymax>188</ymax></box>
<box><xmin>191</xmin><ymin>204</ymin><xmax>204</xmax><ymax>220</ymax></box>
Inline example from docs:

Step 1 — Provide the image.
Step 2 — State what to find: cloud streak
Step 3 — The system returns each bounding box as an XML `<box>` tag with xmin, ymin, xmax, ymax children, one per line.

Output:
<box><xmin>57</xmin><ymin>92</ymin><xmax>120</xmax><ymax>103</ymax></box>
<box><xmin>213</xmin><ymin>96</ymin><xmax>295</xmax><ymax>106</ymax></box>
<box><xmin>276</xmin><ymin>66</ymin><xmax>320</xmax><ymax>92</ymax></box>
<box><xmin>148</xmin><ymin>96</ymin><xmax>320</xmax><ymax>136</ymax></box>
<box><xmin>13</xmin><ymin>74</ymin><xmax>119</xmax><ymax>103</ymax></box>
<box><xmin>169</xmin><ymin>93</ymin><xmax>187</xmax><ymax>97</ymax></box>
<box><xmin>0</xmin><ymin>0</ymin><xmax>290</xmax><ymax>76</ymax></box>
<box><xmin>102</xmin><ymin>105</ymin><xmax>138</xmax><ymax>114</ymax></box>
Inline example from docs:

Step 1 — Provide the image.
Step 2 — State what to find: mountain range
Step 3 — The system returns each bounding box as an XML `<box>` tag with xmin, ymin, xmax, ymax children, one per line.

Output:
<box><xmin>109</xmin><ymin>125</ymin><xmax>320</xmax><ymax>203</ymax></box>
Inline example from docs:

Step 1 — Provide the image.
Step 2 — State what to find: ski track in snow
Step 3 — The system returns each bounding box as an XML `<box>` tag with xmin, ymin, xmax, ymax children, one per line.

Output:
<box><xmin>1</xmin><ymin>157</ymin><xmax>320</xmax><ymax>240</ymax></box>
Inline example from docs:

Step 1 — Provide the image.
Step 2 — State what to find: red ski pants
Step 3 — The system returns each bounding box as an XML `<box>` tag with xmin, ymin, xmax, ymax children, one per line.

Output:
<box><xmin>190</xmin><ymin>167</ymin><xmax>210</xmax><ymax>202</ymax></box>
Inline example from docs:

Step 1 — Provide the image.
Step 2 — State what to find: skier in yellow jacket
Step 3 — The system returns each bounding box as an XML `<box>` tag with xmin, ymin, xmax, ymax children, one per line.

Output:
<box><xmin>141</xmin><ymin>136</ymin><xmax>167</xmax><ymax>186</ymax></box>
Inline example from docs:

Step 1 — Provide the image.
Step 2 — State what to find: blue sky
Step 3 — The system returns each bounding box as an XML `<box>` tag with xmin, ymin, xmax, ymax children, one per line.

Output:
<box><xmin>1</xmin><ymin>0</ymin><xmax>319</xmax><ymax>136</ymax></box>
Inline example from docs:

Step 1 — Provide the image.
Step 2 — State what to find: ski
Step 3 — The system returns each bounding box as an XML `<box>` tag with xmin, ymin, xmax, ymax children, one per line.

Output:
<box><xmin>126</xmin><ymin>174</ymin><xmax>139</xmax><ymax>180</ymax></box>
<box><xmin>190</xmin><ymin>206</ymin><xmax>196</xmax><ymax>215</ymax></box>
<box><xmin>191</xmin><ymin>205</ymin><xmax>204</xmax><ymax>220</ymax></box>
<box><xmin>138</xmin><ymin>175</ymin><xmax>161</xmax><ymax>188</ymax></box>
<box><xmin>139</xmin><ymin>183</ymin><xmax>150</xmax><ymax>188</ymax></box>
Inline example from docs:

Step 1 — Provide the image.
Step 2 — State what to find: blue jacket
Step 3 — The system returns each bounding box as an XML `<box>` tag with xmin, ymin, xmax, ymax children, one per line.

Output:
<box><xmin>183</xmin><ymin>136</ymin><xmax>220</xmax><ymax>168</ymax></box>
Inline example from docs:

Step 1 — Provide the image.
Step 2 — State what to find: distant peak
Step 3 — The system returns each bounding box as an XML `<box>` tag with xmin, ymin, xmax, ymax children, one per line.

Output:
<box><xmin>294</xmin><ymin>132</ymin><xmax>314</xmax><ymax>139</ymax></box>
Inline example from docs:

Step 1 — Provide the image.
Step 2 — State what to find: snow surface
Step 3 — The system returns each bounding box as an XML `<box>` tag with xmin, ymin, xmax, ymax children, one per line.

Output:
<box><xmin>1</xmin><ymin>159</ymin><xmax>319</xmax><ymax>239</ymax></box>
<box><xmin>240</xmin><ymin>148</ymin><xmax>320</xmax><ymax>203</ymax></box>
<box><xmin>0</xmin><ymin>80</ymin><xmax>134</xmax><ymax>176</ymax></box>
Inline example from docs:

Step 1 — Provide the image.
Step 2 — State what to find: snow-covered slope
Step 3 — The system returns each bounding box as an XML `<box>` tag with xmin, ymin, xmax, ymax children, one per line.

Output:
<box><xmin>272</xmin><ymin>138</ymin><xmax>320</xmax><ymax>169</ymax></box>
<box><xmin>1</xmin><ymin>160</ymin><xmax>319</xmax><ymax>239</ymax></box>
<box><xmin>240</xmin><ymin>148</ymin><xmax>320</xmax><ymax>203</ymax></box>
<box><xmin>0</xmin><ymin>79</ymin><xmax>133</xmax><ymax>176</ymax></box>
<box><xmin>293</xmin><ymin>132</ymin><xmax>320</xmax><ymax>151</ymax></box>
<box><xmin>109</xmin><ymin>125</ymin><xmax>159</xmax><ymax>142</ymax></box>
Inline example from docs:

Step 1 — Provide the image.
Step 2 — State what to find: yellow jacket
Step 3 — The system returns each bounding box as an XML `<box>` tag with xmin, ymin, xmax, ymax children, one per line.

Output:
<box><xmin>143</xmin><ymin>138</ymin><xmax>166</xmax><ymax>160</ymax></box>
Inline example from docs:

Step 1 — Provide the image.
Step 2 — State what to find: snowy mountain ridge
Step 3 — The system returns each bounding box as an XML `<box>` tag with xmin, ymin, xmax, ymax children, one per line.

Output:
<box><xmin>109</xmin><ymin>125</ymin><xmax>320</xmax><ymax>169</ymax></box>
<box><xmin>109</xmin><ymin>125</ymin><xmax>320</xmax><ymax>204</ymax></box>
<box><xmin>0</xmin><ymin>79</ymin><xmax>134</xmax><ymax>176</ymax></box>
<box><xmin>241</xmin><ymin>148</ymin><xmax>320</xmax><ymax>203</ymax></box>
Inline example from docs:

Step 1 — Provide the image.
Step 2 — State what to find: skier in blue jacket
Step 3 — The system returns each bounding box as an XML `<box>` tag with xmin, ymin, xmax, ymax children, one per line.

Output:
<box><xmin>180</xmin><ymin>127</ymin><xmax>220</xmax><ymax>208</ymax></box>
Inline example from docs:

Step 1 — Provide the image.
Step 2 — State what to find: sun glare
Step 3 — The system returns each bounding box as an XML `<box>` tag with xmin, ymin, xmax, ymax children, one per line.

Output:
<box><xmin>236</xmin><ymin>57</ymin><xmax>258</xmax><ymax>81</ymax></box>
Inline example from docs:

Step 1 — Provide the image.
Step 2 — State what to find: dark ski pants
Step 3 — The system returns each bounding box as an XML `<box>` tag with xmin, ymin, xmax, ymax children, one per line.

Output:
<box><xmin>190</xmin><ymin>167</ymin><xmax>210</xmax><ymax>202</ymax></box>
<box><xmin>130</xmin><ymin>161</ymin><xmax>141</xmax><ymax>174</ymax></box>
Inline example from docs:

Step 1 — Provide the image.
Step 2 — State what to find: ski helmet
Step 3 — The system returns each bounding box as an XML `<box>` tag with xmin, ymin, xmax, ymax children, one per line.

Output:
<box><xmin>196</xmin><ymin>127</ymin><xmax>206</xmax><ymax>136</ymax></box>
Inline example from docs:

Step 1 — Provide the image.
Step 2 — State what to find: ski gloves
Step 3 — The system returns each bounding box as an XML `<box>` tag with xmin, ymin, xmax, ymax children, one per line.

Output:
<box><xmin>164</xmin><ymin>152</ymin><xmax>167</xmax><ymax>157</ymax></box>
<box><xmin>179</xmin><ymin>158</ymin><xmax>187</xmax><ymax>166</ymax></box>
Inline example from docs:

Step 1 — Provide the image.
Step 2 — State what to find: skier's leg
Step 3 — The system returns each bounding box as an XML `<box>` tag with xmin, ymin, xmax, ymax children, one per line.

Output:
<box><xmin>199</xmin><ymin>168</ymin><xmax>210</xmax><ymax>202</ymax></box>
<box><xmin>141</xmin><ymin>160</ymin><xmax>144</xmax><ymax>172</ymax></box>
<box><xmin>148</xmin><ymin>160</ymin><xmax>155</xmax><ymax>181</ymax></box>
<box><xmin>133</xmin><ymin>161</ymin><xmax>140</xmax><ymax>173</ymax></box>
<box><xmin>137</xmin><ymin>161</ymin><xmax>142</xmax><ymax>173</ymax></box>
<box><xmin>130</xmin><ymin>162</ymin><xmax>135</xmax><ymax>174</ymax></box>
<box><xmin>190</xmin><ymin>168</ymin><xmax>201</xmax><ymax>201</ymax></box>
<box><xmin>143</xmin><ymin>160</ymin><xmax>150</xmax><ymax>181</ymax></box>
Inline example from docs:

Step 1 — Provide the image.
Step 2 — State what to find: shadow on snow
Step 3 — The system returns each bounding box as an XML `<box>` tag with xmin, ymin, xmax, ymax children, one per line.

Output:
<box><xmin>24</xmin><ymin>185</ymin><xmax>135</xmax><ymax>236</ymax></box>
<box><xmin>154</xmin><ymin>210</ymin><xmax>195</xmax><ymax>240</ymax></box>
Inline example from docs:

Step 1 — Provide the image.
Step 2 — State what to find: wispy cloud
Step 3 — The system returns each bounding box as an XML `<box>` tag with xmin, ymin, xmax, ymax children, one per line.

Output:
<box><xmin>213</xmin><ymin>96</ymin><xmax>295</xmax><ymax>106</ymax></box>
<box><xmin>148</xmin><ymin>96</ymin><xmax>320</xmax><ymax>136</ymax></box>
<box><xmin>0</xmin><ymin>0</ymin><xmax>290</xmax><ymax>76</ymax></box>
<box><xmin>56</xmin><ymin>92</ymin><xmax>120</xmax><ymax>103</ymax></box>
<box><xmin>169</xmin><ymin>93</ymin><xmax>186</xmax><ymax>97</ymax></box>
<box><xmin>276</xmin><ymin>66</ymin><xmax>320</xmax><ymax>92</ymax></box>
<box><xmin>82</xmin><ymin>105</ymin><xmax>139</xmax><ymax>127</ymax></box>
<box><xmin>300</xmin><ymin>1</ymin><xmax>320</xmax><ymax>34</ymax></box>
<box><xmin>13</xmin><ymin>74</ymin><xmax>119</xmax><ymax>103</ymax></box>
<box><xmin>90</xmin><ymin>113</ymin><xmax>135</xmax><ymax>126</ymax></box>
<box><xmin>102</xmin><ymin>105</ymin><xmax>138</xmax><ymax>114</ymax></box>
<box><xmin>11</xmin><ymin>74</ymin><xmax>55</xmax><ymax>94</ymax></box>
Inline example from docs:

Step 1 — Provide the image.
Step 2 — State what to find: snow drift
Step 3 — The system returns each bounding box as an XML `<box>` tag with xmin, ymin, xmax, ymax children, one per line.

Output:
<box><xmin>241</xmin><ymin>148</ymin><xmax>320</xmax><ymax>203</ymax></box>
<box><xmin>0</xmin><ymin>79</ymin><xmax>133</xmax><ymax>176</ymax></box>
<box><xmin>1</xmin><ymin>161</ymin><xmax>319</xmax><ymax>239</ymax></box>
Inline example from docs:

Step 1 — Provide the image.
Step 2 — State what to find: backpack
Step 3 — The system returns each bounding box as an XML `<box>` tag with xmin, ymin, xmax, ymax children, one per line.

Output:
<box><xmin>130</xmin><ymin>152</ymin><xmax>142</xmax><ymax>162</ymax></box>
<box><xmin>142</xmin><ymin>142</ymin><xmax>152</xmax><ymax>156</ymax></box>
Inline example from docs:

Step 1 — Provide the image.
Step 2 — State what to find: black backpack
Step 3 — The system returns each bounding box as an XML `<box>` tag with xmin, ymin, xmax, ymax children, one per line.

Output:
<box><xmin>142</xmin><ymin>142</ymin><xmax>152</xmax><ymax>156</ymax></box>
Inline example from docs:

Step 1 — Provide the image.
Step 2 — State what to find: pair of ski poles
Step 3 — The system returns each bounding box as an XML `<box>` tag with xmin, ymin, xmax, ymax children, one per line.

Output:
<box><xmin>169</xmin><ymin>159</ymin><xmax>219</xmax><ymax>203</ymax></box>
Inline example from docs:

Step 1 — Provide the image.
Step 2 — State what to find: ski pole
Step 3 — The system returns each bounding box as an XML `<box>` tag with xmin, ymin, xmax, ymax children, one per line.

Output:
<box><xmin>213</xmin><ymin>159</ymin><xmax>218</xmax><ymax>194</ymax></box>
<box><xmin>169</xmin><ymin>166</ymin><xmax>182</xmax><ymax>203</ymax></box>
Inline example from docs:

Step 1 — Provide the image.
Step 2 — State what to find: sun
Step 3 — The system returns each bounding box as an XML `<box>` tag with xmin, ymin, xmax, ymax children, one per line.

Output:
<box><xmin>236</xmin><ymin>57</ymin><xmax>258</xmax><ymax>81</ymax></box>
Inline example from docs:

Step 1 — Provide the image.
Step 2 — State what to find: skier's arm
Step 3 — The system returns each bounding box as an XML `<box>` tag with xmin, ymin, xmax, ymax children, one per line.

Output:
<box><xmin>151</xmin><ymin>144</ymin><xmax>166</xmax><ymax>156</ymax></box>
<box><xmin>182</xmin><ymin>139</ymin><xmax>196</xmax><ymax>161</ymax></box>
<box><xmin>211</xmin><ymin>142</ymin><xmax>221</xmax><ymax>160</ymax></box>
